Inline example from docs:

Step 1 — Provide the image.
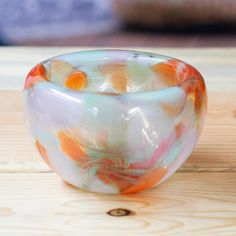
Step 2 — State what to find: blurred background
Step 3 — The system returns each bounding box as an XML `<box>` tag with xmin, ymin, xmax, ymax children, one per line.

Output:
<box><xmin>0</xmin><ymin>0</ymin><xmax>236</xmax><ymax>47</ymax></box>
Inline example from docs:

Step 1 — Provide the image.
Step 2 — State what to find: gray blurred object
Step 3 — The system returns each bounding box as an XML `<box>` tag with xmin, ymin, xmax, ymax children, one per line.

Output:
<box><xmin>112</xmin><ymin>0</ymin><xmax>236</xmax><ymax>28</ymax></box>
<box><xmin>0</xmin><ymin>0</ymin><xmax>118</xmax><ymax>44</ymax></box>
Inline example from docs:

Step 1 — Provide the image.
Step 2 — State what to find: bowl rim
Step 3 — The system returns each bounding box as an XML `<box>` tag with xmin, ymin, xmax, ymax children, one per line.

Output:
<box><xmin>26</xmin><ymin>49</ymin><xmax>206</xmax><ymax>97</ymax></box>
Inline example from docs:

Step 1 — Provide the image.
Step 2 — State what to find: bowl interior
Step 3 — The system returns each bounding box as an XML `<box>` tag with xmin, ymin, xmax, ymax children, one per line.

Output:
<box><xmin>43</xmin><ymin>50</ymin><xmax>183</xmax><ymax>94</ymax></box>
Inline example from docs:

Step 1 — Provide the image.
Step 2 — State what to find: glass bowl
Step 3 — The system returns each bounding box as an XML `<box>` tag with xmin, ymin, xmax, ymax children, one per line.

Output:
<box><xmin>23</xmin><ymin>50</ymin><xmax>207</xmax><ymax>194</ymax></box>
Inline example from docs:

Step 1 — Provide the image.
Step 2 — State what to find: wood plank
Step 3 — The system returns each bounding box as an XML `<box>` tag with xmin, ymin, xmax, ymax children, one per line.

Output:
<box><xmin>0</xmin><ymin>89</ymin><xmax>235</xmax><ymax>173</ymax></box>
<box><xmin>0</xmin><ymin>47</ymin><xmax>236</xmax><ymax>236</ymax></box>
<box><xmin>0</xmin><ymin>172</ymin><xmax>235</xmax><ymax>236</ymax></box>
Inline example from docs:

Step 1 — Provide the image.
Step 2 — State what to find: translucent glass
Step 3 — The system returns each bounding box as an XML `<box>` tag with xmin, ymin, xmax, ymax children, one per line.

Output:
<box><xmin>23</xmin><ymin>50</ymin><xmax>207</xmax><ymax>194</ymax></box>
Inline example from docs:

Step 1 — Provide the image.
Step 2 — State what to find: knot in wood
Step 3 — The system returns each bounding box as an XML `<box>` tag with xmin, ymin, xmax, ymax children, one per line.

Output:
<box><xmin>107</xmin><ymin>208</ymin><xmax>135</xmax><ymax>217</ymax></box>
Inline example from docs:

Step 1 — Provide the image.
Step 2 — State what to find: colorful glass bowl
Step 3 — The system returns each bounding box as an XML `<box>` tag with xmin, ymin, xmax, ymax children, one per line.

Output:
<box><xmin>23</xmin><ymin>50</ymin><xmax>207</xmax><ymax>194</ymax></box>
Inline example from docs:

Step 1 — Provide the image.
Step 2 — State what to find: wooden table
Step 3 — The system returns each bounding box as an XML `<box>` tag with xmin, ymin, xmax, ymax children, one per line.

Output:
<box><xmin>0</xmin><ymin>47</ymin><xmax>236</xmax><ymax>236</ymax></box>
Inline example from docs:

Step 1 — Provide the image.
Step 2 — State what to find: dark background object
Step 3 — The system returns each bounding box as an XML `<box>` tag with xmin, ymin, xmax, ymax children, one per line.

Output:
<box><xmin>112</xmin><ymin>0</ymin><xmax>236</xmax><ymax>29</ymax></box>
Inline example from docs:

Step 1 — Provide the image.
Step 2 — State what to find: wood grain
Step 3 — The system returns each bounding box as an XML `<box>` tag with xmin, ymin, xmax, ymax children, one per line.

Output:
<box><xmin>0</xmin><ymin>47</ymin><xmax>236</xmax><ymax>235</ymax></box>
<box><xmin>0</xmin><ymin>173</ymin><xmax>236</xmax><ymax>236</ymax></box>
